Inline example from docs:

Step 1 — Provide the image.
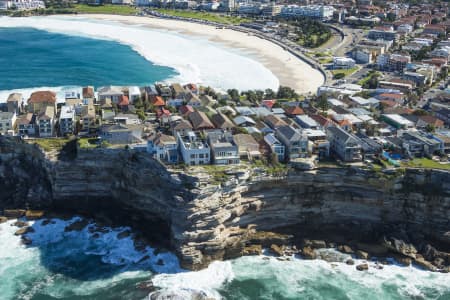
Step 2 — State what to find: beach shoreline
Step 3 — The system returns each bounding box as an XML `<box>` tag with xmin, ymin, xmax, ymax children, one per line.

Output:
<box><xmin>73</xmin><ymin>13</ymin><xmax>325</xmax><ymax>94</ymax></box>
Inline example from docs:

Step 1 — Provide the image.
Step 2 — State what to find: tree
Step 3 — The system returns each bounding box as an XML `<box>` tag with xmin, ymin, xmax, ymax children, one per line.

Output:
<box><xmin>316</xmin><ymin>94</ymin><xmax>329</xmax><ymax>114</ymax></box>
<box><xmin>264</xmin><ymin>88</ymin><xmax>276</xmax><ymax>99</ymax></box>
<box><xmin>277</xmin><ymin>86</ymin><xmax>298</xmax><ymax>99</ymax></box>
<box><xmin>227</xmin><ymin>89</ymin><xmax>240</xmax><ymax>102</ymax></box>
<box><xmin>425</xmin><ymin>124</ymin><xmax>435</xmax><ymax>133</ymax></box>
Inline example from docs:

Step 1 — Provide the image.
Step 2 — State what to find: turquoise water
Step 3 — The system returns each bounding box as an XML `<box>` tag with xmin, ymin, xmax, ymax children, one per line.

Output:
<box><xmin>0</xmin><ymin>27</ymin><xmax>177</xmax><ymax>90</ymax></box>
<box><xmin>1</xmin><ymin>218</ymin><xmax>449</xmax><ymax>300</ymax></box>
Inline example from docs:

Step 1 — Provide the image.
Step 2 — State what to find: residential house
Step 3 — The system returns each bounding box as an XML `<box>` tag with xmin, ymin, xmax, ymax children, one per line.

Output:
<box><xmin>7</xmin><ymin>93</ymin><xmax>22</xmax><ymax>114</ymax></box>
<box><xmin>416</xmin><ymin>115</ymin><xmax>445</xmax><ymax>130</ymax></box>
<box><xmin>100</xmin><ymin>124</ymin><xmax>144</xmax><ymax>145</ymax></box>
<box><xmin>172</xmin><ymin>119</ymin><xmax>193</xmax><ymax>136</ymax></box>
<box><xmin>188</xmin><ymin>111</ymin><xmax>215</xmax><ymax>130</ymax></box>
<box><xmin>264</xmin><ymin>114</ymin><xmax>287</xmax><ymax>130</ymax></box>
<box><xmin>295</xmin><ymin>115</ymin><xmax>320</xmax><ymax>129</ymax></box>
<box><xmin>381</xmin><ymin>114</ymin><xmax>415</xmax><ymax>129</ymax></box>
<box><xmin>400</xmin><ymin>131</ymin><xmax>442</xmax><ymax>157</ymax></box>
<box><xmin>333</xmin><ymin>57</ymin><xmax>356</xmax><ymax>69</ymax></box>
<box><xmin>207</xmin><ymin>130</ymin><xmax>240</xmax><ymax>165</ymax></box>
<box><xmin>326</xmin><ymin>126</ymin><xmax>362</xmax><ymax>162</ymax></box>
<box><xmin>118</xmin><ymin>95</ymin><xmax>130</xmax><ymax>112</ymax></box>
<box><xmin>200</xmin><ymin>95</ymin><xmax>217</xmax><ymax>107</ymax></box>
<box><xmin>82</xmin><ymin>86</ymin><xmax>95</xmax><ymax>103</ymax></box>
<box><xmin>114</xmin><ymin>113</ymin><xmax>141</xmax><ymax>125</ymax></box>
<box><xmin>171</xmin><ymin>83</ymin><xmax>188</xmax><ymax>100</ymax></box>
<box><xmin>434</xmin><ymin>108</ymin><xmax>450</xmax><ymax>126</ymax></box>
<box><xmin>211</xmin><ymin>113</ymin><xmax>235</xmax><ymax>131</ymax></box>
<box><xmin>275</xmin><ymin>125</ymin><xmax>309</xmax><ymax>161</ymax></box>
<box><xmin>179</xmin><ymin>105</ymin><xmax>194</xmax><ymax>118</ymax></box>
<box><xmin>186</xmin><ymin>92</ymin><xmax>202</xmax><ymax>108</ymax></box>
<box><xmin>27</xmin><ymin>91</ymin><xmax>56</xmax><ymax>114</ymax></box>
<box><xmin>17</xmin><ymin>113</ymin><xmax>35</xmax><ymax>136</ymax></box>
<box><xmin>264</xmin><ymin>133</ymin><xmax>285</xmax><ymax>162</ymax></box>
<box><xmin>233</xmin><ymin>133</ymin><xmax>261</xmax><ymax>160</ymax></box>
<box><xmin>128</xmin><ymin>86</ymin><xmax>141</xmax><ymax>103</ymax></box>
<box><xmin>147</xmin><ymin>132</ymin><xmax>178</xmax><ymax>164</ymax></box>
<box><xmin>233</xmin><ymin>115</ymin><xmax>256</xmax><ymax>127</ymax></box>
<box><xmin>59</xmin><ymin>105</ymin><xmax>75</xmax><ymax>135</ymax></box>
<box><xmin>284</xmin><ymin>106</ymin><xmax>304</xmax><ymax>117</ymax></box>
<box><xmin>177</xmin><ymin>131</ymin><xmax>210</xmax><ymax>166</ymax></box>
<box><xmin>0</xmin><ymin>112</ymin><xmax>16</xmax><ymax>135</ymax></box>
<box><xmin>37</xmin><ymin>105</ymin><xmax>55</xmax><ymax>137</ymax></box>
<box><xmin>98</xmin><ymin>86</ymin><xmax>124</xmax><ymax>105</ymax></box>
<box><xmin>151</xmin><ymin>95</ymin><xmax>166</xmax><ymax>107</ymax></box>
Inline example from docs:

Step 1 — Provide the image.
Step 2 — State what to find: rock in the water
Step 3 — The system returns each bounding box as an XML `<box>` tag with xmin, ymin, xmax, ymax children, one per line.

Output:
<box><xmin>64</xmin><ymin>219</ymin><xmax>89</xmax><ymax>232</ymax></box>
<box><xmin>117</xmin><ymin>230</ymin><xmax>131</xmax><ymax>239</ymax></box>
<box><xmin>14</xmin><ymin>226</ymin><xmax>34</xmax><ymax>236</ymax></box>
<box><xmin>356</xmin><ymin>263</ymin><xmax>369</xmax><ymax>271</ymax></box>
<box><xmin>414</xmin><ymin>258</ymin><xmax>438</xmax><ymax>272</ymax></box>
<box><xmin>4</xmin><ymin>209</ymin><xmax>26</xmax><ymax>219</ymax></box>
<box><xmin>243</xmin><ymin>244</ymin><xmax>262</xmax><ymax>256</ymax></box>
<box><xmin>392</xmin><ymin>254</ymin><xmax>412</xmax><ymax>266</ymax></box>
<box><xmin>0</xmin><ymin>216</ymin><xmax>7</xmax><ymax>224</ymax></box>
<box><xmin>12</xmin><ymin>221</ymin><xmax>28</xmax><ymax>228</ymax></box>
<box><xmin>156</xmin><ymin>259</ymin><xmax>164</xmax><ymax>266</ymax></box>
<box><xmin>356</xmin><ymin>250</ymin><xmax>369</xmax><ymax>260</ymax></box>
<box><xmin>382</xmin><ymin>236</ymin><xmax>417</xmax><ymax>259</ymax></box>
<box><xmin>311</xmin><ymin>240</ymin><xmax>327</xmax><ymax>249</ymax></box>
<box><xmin>302</xmin><ymin>246</ymin><xmax>317</xmax><ymax>259</ymax></box>
<box><xmin>338</xmin><ymin>245</ymin><xmax>354</xmax><ymax>254</ymax></box>
<box><xmin>433</xmin><ymin>258</ymin><xmax>445</xmax><ymax>269</ymax></box>
<box><xmin>270</xmin><ymin>244</ymin><xmax>284</xmax><ymax>257</ymax></box>
<box><xmin>21</xmin><ymin>236</ymin><xmax>32</xmax><ymax>245</ymax></box>
<box><xmin>25</xmin><ymin>210</ymin><xmax>45</xmax><ymax>220</ymax></box>
<box><xmin>346</xmin><ymin>259</ymin><xmax>355</xmax><ymax>265</ymax></box>
<box><xmin>41</xmin><ymin>219</ymin><xmax>51</xmax><ymax>226</ymax></box>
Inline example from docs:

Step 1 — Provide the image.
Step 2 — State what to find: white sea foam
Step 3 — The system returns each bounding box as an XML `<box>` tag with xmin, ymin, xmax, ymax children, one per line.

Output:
<box><xmin>0</xmin><ymin>16</ymin><xmax>280</xmax><ymax>93</ymax></box>
<box><xmin>0</xmin><ymin>217</ymin><xmax>183</xmax><ymax>300</ymax></box>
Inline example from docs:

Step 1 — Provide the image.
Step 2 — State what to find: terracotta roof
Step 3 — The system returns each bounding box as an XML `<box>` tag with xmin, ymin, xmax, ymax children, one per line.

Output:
<box><xmin>119</xmin><ymin>95</ymin><xmax>129</xmax><ymax>106</ymax></box>
<box><xmin>82</xmin><ymin>86</ymin><xmax>95</xmax><ymax>99</ymax></box>
<box><xmin>28</xmin><ymin>91</ymin><xmax>56</xmax><ymax>104</ymax></box>
<box><xmin>378</xmin><ymin>93</ymin><xmax>404</xmax><ymax>100</ymax></box>
<box><xmin>262</xmin><ymin>99</ymin><xmax>276</xmax><ymax>109</ymax></box>
<box><xmin>284</xmin><ymin>106</ymin><xmax>304</xmax><ymax>116</ymax></box>
<box><xmin>179</xmin><ymin>105</ymin><xmax>194</xmax><ymax>116</ymax></box>
<box><xmin>152</xmin><ymin>96</ymin><xmax>165</xmax><ymax>106</ymax></box>
<box><xmin>380</xmin><ymin>100</ymin><xmax>398</xmax><ymax>107</ymax></box>
<box><xmin>157</xmin><ymin>108</ymin><xmax>171</xmax><ymax>118</ymax></box>
<box><xmin>419</xmin><ymin>115</ymin><xmax>444</xmax><ymax>127</ymax></box>
<box><xmin>338</xmin><ymin>119</ymin><xmax>352</xmax><ymax>127</ymax></box>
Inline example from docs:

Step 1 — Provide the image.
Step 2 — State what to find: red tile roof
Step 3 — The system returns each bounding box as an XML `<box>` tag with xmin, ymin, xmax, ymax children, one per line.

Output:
<box><xmin>284</xmin><ymin>106</ymin><xmax>304</xmax><ymax>116</ymax></box>
<box><xmin>262</xmin><ymin>99</ymin><xmax>276</xmax><ymax>109</ymax></box>
<box><xmin>28</xmin><ymin>91</ymin><xmax>56</xmax><ymax>104</ymax></box>
<box><xmin>118</xmin><ymin>95</ymin><xmax>129</xmax><ymax>106</ymax></box>
<box><xmin>152</xmin><ymin>96</ymin><xmax>165</xmax><ymax>107</ymax></box>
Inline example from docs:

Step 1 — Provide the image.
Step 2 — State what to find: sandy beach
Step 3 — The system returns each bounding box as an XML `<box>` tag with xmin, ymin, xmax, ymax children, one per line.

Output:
<box><xmin>77</xmin><ymin>14</ymin><xmax>324</xmax><ymax>94</ymax></box>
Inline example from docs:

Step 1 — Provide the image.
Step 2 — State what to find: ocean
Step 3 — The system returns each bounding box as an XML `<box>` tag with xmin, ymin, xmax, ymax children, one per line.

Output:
<box><xmin>0</xmin><ymin>16</ymin><xmax>281</xmax><ymax>94</ymax></box>
<box><xmin>1</xmin><ymin>218</ymin><xmax>449</xmax><ymax>300</ymax></box>
<box><xmin>0</xmin><ymin>27</ymin><xmax>176</xmax><ymax>94</ymax></box>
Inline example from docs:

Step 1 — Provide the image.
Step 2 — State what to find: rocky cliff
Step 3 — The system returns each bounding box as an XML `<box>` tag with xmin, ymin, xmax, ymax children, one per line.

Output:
<box><xmin>1</xmin><ymin>136</ymin><xmax>449</xmax><ymax>271</ymax></box>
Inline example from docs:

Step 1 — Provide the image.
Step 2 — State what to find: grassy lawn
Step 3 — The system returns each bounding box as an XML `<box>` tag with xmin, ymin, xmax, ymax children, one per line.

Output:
<box><xmin>72</xmin><ymin>4</ymin><xmax>139</xmax><ymax>15</ymax></box>
<box><xmin>78</xmin><ymin>138</ymin><xmax>100</xmax><ymax>149</ymax></box>
<box><xmin>153</xmin><ymin>8</ymin><xmax>251</xmax><ymax>25</ymax></box>
<box><xmin>401</xmin><ymin>158</ymin><xmax>450</xmax><ymax>170</ymax></box>
<box><xmin>331</xmin><ymin>67</ymin><xmax>359</xmax><ymax>77</ymax></box>
<box><xmin>29</xmin><ymin>138</ymin><xmax>70</xmax><ymax>152</ymax></box>
<box><xmin>357</xmin><ymin>71</ymin><xmax>380</xmax><ymax>86</ymax></box>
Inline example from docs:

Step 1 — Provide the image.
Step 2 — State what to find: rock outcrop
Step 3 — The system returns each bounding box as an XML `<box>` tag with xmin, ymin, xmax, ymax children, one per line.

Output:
<box><xmin>1</xmin><ymin>136</ymin><xmax>450</xmax><ymax>271</ymax></box>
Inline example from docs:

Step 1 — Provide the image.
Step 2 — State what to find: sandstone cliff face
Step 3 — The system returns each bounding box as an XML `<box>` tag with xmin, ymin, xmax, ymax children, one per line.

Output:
<box><xmin>175</xmin><ymin>168</ymin><xmax>450</xmax><ymax>269</ymax></box>
<box><xmin>1</xmin><ymin>137</ymin><xmax>449</xmax><ymax>270</ymax></box>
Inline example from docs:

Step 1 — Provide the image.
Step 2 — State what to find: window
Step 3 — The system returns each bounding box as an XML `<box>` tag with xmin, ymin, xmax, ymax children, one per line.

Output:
<box><xmin>199</xmin><ymin>154</ymin><xmax>204</xmax><ymax>158</ymax></box>
<box><xmin>190</xmin><ymin>154</ymin><xmax>195</xmax><ymax>159</ymax></box>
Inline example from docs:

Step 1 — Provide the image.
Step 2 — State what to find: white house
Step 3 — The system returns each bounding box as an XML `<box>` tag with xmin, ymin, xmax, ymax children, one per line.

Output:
<box><xmin>59</xmin><ymin>105</ymin><xmax>75</xmax><ymax>135</ymax></box>
<box><xmin>264</xmin><ymin>133</ymin><xmax>285</xmax><ymax>162</ymax></box>
<box><xmin>0</xmin><ymin>111</ymin><xmax>16</xmax><ymax>135</ymax></box>
<box><xmin>147</xmin><ymin>133</ymin><xmax>179</xmax><ymax>164</ymax></box>
<box><xmin>177</xmin><ymin>131</ymin><xmax>211</xmax><ymax>166</ymax></box>
<box><xmin>333</xmin><ymin>57</ymin><xmax>356</xmax><ymax>69</ymax></box>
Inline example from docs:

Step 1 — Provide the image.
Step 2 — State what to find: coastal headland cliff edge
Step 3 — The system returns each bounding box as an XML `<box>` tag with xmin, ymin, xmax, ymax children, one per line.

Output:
<box><xmin>1</xmin><ymin>136</ymin><xmax>449</xmax><ymax>272</ymax></box>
